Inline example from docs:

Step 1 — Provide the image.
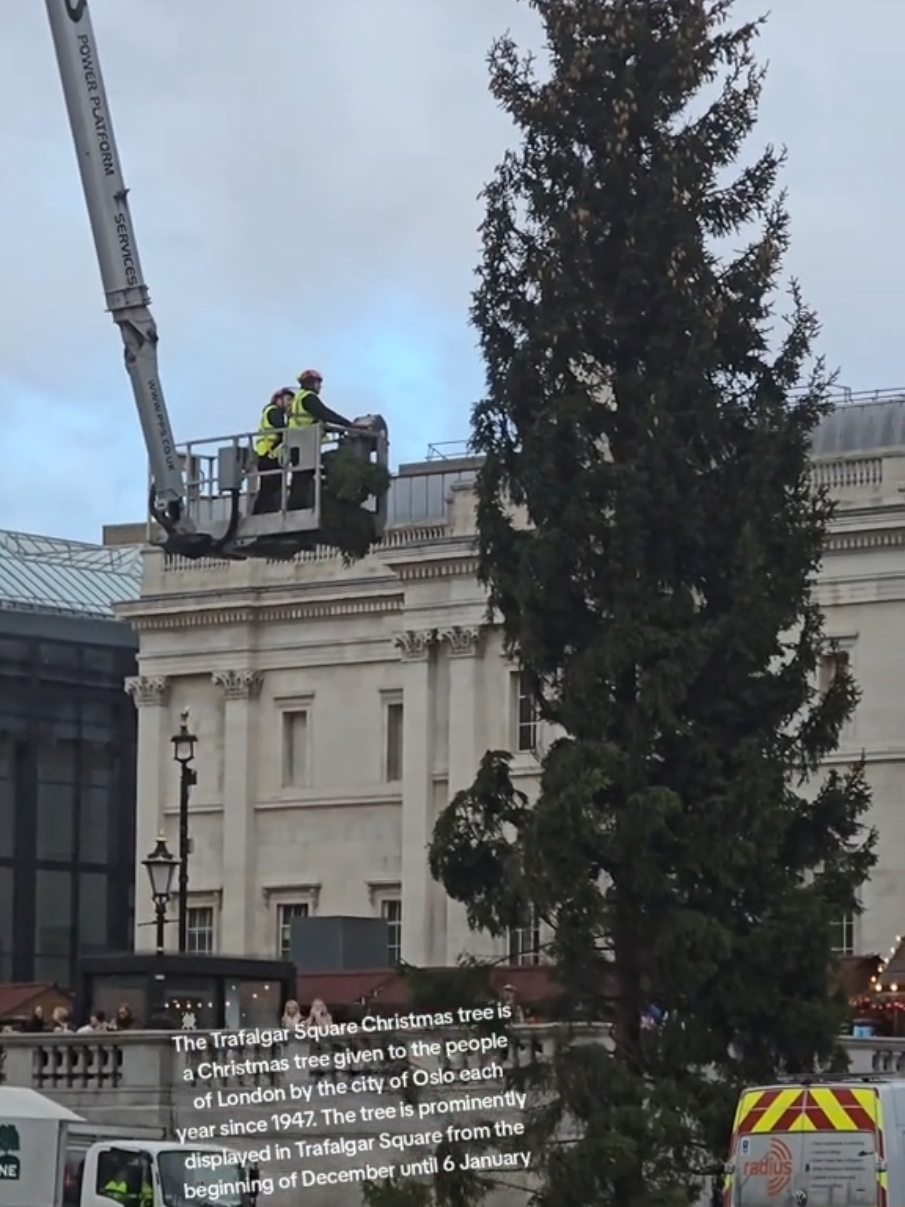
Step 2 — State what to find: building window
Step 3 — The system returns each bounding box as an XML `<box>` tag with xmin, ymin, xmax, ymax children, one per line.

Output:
<box><xmin>385</xmin><ymin>701</ymin><xmax>403</xmax><ymax>782</ymax></box>
<box><xmin>381</xmin><ymin>899</ymin><xmax>402</xmax><ymax>964</ymax></box>
<box><xmin>508</xmin><ymin>909</ymin><xmax>541</xmax><ymax>966</ymax></box>
<box><xmin>77</xmin><ymin>872</ymin><xmax>109</xmax><ymax>956</ymax></box>
<box><xmin>514</xmin><ymin>672</ymin><xmax>540</xmax><ymax>753</ymax></box>
<box><xmin>34</xmin><ymin>868</ymin><xmax>73</xmax><ymax>984</ymax></box>
<box><xmin>0</xmin><ymin>867</ymin><xmax>12</xmax><ymax>982</ymax></box>
<box><xmin>830</xmin><ymin>911</ymin><xmax>855</xmax><ymax>956</ymax></box>
<box><xmin>819</xmin><ymin>647</ymin><xmax>850</xmax><ymax>694</ymax></box>
<box><xmin>278</xmin><ymin>902</ymin><xmax>310</xmax><ymax>960</ymax></box>
<box><xmin>186</xmin><ymin>906</ymin><xmax>214</xmax><ymax>954</ymax></box>
<box><xmin>282</xmin><ymin>710</ymin><xmax>309</xmax><ymax>788</ymax></box>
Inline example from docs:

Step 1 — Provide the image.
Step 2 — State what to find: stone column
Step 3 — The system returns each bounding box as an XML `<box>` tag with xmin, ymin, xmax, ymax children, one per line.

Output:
<box><xmin>395</xmin><ymin>630</ymin><xmax>436</xmax><ymax>965</ymax></box>
<box><xmin>441</xmin><ymin>626</ymin><xmax>485</xmax><ymax>963</ymax></box>
<box><xmin>212</xmin><ymin>670</ymin><xmax>263</xmax><ymax>955</ymax></box>
<box><xmin>124</xmin><ymin>676</ymin><xmax>170</xmax><ymax>951</ymax></box>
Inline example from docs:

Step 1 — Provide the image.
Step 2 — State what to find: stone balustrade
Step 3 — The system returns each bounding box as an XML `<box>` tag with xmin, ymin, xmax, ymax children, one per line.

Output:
<box><xmin>0</xmin><ymin>1029</ymin><xmax>894</xmax><ymax>1207</ymax></box>
<box><xmin>1</xmin><ymin>1028</ymin><xmax>896</xmax><ymax>1106</ymax></box>
<box><xmin>0</xmin><ymin>1024</ymin><xmax>571</xmax><ymax>1130</ymax></box>
<box><xmin>811</xmin><ymin>455</ymin><xmax>886</xmax><ymax>492</ymax></box>
<box><xmin>0</xmin><ymin>1026</ymin><xmax>561</xmax><ymax>1207</ymax></box>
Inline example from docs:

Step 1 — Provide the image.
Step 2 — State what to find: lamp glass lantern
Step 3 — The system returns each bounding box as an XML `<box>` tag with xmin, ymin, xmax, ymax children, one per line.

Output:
<box><xmin>171</xmin><ymin>708</ymin><xmax>197</xmax><ymax>766</ymax></box>
<box><xmin>143</xmin><ymin>836</ymin><xmax>177</xmax><ymax>902</ymax></box>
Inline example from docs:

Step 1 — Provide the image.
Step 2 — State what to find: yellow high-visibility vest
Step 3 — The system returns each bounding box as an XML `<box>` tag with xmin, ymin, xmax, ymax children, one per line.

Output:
<box><xmin>254</xmin><ymin>403</ymin><xmax>284</xmax><ymax>458</ymax></box>
<box><xmin>289</xmin><ymin>390</ymin><xmax>331</xmax><ymax>443</ymax></box>
<box><xmin>288</xmin><ymin>389</ymin><xmax>318</xmax><ymax>428</ymax></box>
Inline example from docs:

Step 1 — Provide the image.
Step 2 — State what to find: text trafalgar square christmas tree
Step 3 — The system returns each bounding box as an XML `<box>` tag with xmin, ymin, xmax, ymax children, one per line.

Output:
<box><xmin>418</xmin><ymin>2</ymin><xmax>877</xmax><ymax>1207</ymax></box>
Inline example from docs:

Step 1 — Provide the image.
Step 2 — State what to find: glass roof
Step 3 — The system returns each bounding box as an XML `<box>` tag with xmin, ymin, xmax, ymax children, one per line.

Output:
<box><xmin>0</xmin><ymin>529</ymin><xmax>142</xmax><ymax>619</ymax></box>
<box><xmin>811</xmin><ymin>392</ymin><xmax>905</xmax><ymax>457</ymax></box>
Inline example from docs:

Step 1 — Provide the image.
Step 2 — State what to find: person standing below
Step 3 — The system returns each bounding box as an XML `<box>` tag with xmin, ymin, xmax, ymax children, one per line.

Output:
<box><xmin>113</xmin><ymin>1003</ymin><xmax>136</xmax><ymax>1030</ymax></box>
<box><xmin>252</xmin><ymin>388</ymin><xmax>293</xmax><ymax>515</ymax></box>
<box><xmin>288</xmin><ymin>370</ymin><xmax>356</xmax><ymax>510</ymax></box>
<box><xmin>305</xmin><ymin>997</ymin><xmax>335</xmax><ymax>1080</ymax></box>
<box><xmin>51</xmin><ymin>1005</ymin><xmax>72</xmax><ymax>1032</ymax></box>
<box><xmin>77</xmin><ymin>1009</ymin><xmax>110</xmax><ymax>1033</ymax></box>
<box><xmin>23</xmin><ymin>1006</ymin><xmax>46</xmax><ymax>1032</ymax></box>
<box><xmin>281</xmin><ymin>999</ymin><xmax>302</xmax><ymax>1032</ymax></box>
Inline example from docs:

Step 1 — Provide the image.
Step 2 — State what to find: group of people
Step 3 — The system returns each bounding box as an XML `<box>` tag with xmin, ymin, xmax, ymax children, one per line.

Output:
<box><xmin>20</xmin><ymin>1002</ymin><xmax>137</xmax><ymax>1032</ymax></box>
<box><xmin>252</xmin><ymin>368</ymin><xmax>364</xmax><ymax>515</ymax></box>
<box><xmin>280</xmin><ymin>996</ymin><xmax>332</xmax><ymax>1031</ymax></box>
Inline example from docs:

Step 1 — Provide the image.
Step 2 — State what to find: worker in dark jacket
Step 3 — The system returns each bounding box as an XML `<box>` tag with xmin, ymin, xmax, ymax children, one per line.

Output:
<box><xmin>289</xmin><ymin>369</ymin><xmax>353</xmax><ymax>429</ymax></box>
<box><xmin>288</xmin><ymin>369</ymin><xmax>355</xmax><ymax>509</ymax></box>
<box><xmin>253</xmin><ymin>388</ymin><xmax>293</xmax><ymax>514</ymax></box>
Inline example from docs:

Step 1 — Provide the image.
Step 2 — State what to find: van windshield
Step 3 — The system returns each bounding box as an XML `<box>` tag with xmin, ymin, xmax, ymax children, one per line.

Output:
<box><xmin>736</xmin><ymin>1131</ymin><xmax>876</xmax><ymax>1207</ymax></box>
<box><xmin>156</xmin><ymin>1151</ymin><xmax>248</xmax><ymax>1207</ymax></box>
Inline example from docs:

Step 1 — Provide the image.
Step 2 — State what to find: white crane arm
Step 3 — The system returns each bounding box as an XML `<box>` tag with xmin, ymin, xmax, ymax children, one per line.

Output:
<box><xmin>45</xmin><ymin>0</ymin><xmax>187</xmax><ymax>518</ymax></box>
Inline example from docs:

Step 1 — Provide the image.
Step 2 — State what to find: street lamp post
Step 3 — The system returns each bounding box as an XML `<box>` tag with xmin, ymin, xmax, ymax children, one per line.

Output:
<box><xmin>142</xmin><ymin>835</ymin><xmax>177</xmax><ymax>1028</ymax></box>
<box><xmin>171</xmin><ymin>709</ymin><xmax>198</xmax><ymax>954</ymax></box>
<box><xmin>143</xmin><ymin>834</ymin><xmax>177</xmax><ymax>955</ymax></box>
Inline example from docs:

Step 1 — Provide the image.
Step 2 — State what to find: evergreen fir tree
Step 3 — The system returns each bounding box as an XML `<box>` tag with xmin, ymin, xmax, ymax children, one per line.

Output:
<box><xmin>427</xmin><ymin>3</ymin><xmax>877</xmax><ymax>1206</ymax></box>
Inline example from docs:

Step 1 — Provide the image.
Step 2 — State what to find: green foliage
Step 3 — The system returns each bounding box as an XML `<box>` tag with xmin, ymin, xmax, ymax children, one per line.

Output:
<box><xmin>363</xmin><ymin>1179</ymin><xmax>434</xmax><ymax>1207</ymax></box>
<box><xmin>363</xmin><ymin>964</ymin><xmax>519</xmax><ymax>1207</ymax></box>
<box><xmin>400</xmin><ymin>962</ymin><xmax>498</xmax><ymax>1017</ymax></box>
<box><xmin>427</xmin><ymin>2</ymin><xmax>878</xmax><ymax>1207</ymax></box>
<box><xmin>321</xmin><ymin>447</ymin><xmax>391</xmax><ymax>562</ymax></box>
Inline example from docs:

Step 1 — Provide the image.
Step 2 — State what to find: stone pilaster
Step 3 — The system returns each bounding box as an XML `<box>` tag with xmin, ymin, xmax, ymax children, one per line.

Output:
<box><xmin>394</xmin><ymin>630</ymin><xmax>437</xmax><ymax>964</ymax></box>
<box><xmin>394</xmin><ymin>630</ymin><xmax>436</xmax><ymax>662</ymax></box>
<box><xmin>213</xmin><ymin>670</ymin><xmax>263</xmax><ymax>702</ymax></box>
<box><xmin>440</xmin><ymin>627</ymin><xmax>487</xmax><ymax>961</ymax></box>
<box><xmin>212</xmin><ymin>670</ymin><xmax>263</xmax><ymax>953</ymax></box>
<box><xmin>441</xmin><ymin>626</ymin><xmax>483</xmax><ymax>658</ymax></box>
<box><xmin>124</xmin><ymin>676</ymin><xmax>170</xmax><ymax>950</ymax></box>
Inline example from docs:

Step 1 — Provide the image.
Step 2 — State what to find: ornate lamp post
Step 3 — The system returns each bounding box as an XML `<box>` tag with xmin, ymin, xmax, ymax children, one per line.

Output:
<box><xmin>143</xmin><ymin>834</ymin><xmax>177</xmax><ymax>955</ymax></box>
<box><xmin>142</xmin><ymin>835</ymin><xmax>177</xmax><ymax>1028</ymax></box>
<box><xmin>171</xmin><ymin>709</ymin><xmax>197</xmax><ymax>953</ymax></box>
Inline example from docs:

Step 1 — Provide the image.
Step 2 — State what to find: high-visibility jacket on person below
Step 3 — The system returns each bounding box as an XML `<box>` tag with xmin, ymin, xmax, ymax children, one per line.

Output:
<box><xmin>103</xmin><ymin>1180</ymin><xmax>129</xmax><ymax>1203</ymax></box>
<box><xmin>254</xmin><ymin>403</ymin><xmax>284</xmax><ymax>458</ymax></box>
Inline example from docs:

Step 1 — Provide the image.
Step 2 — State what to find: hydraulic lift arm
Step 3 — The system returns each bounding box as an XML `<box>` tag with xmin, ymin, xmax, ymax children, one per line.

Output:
<box><xmin>43</xmin><ymin>0</ymin><xmax>389</xmax><ymax>561</ymax></box>
<box><xmin>45</xmin><ymin>0</ymin><xmax>190</xmax><ymax>534</ymax></box>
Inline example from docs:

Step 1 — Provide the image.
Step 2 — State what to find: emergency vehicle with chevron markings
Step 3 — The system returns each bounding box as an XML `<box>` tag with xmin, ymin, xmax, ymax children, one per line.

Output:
<box><xmin>723</xmin><ymin>1078</ymin><xmax>897</xmax><ymax>1207</ymax></box>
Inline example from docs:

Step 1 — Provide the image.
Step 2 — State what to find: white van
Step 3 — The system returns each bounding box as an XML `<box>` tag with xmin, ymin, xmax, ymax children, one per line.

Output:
<box><xmin>0</xmin><ymin>1087</ymin><xmax>260</xmax><ymax>1207</ymax></box>
<box><xmin>723</xmin><ymin>1077</ymin><xmax>899</xmax><ymax>1207</ymax></box>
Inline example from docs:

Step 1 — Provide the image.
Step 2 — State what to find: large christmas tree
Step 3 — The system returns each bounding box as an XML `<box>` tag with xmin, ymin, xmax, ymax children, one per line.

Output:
<box><xmin>427</xmin><ymin>2</ymin><xmax>877</xmax><ymax>1206</ymax></box>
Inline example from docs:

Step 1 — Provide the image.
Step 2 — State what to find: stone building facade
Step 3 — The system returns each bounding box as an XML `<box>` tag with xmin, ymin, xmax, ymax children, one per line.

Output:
<box><xmin>117</xmin><ymin>394</ymin><xmax>905</xmax><ymax>967</ymax></box>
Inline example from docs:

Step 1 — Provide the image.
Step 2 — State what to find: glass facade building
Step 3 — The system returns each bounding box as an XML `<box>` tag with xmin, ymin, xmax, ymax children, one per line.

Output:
<box><xmin>0</xmin><ymin>530</ymin><xmax>142</xmax><ymax>986</ymax></box>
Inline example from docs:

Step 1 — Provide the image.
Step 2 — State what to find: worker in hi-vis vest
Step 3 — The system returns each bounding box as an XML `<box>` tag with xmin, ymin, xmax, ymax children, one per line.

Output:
<box><xmin>102</xmin><ymin>1156</ymin><xmax>153</xmax><ymax>1207</ymax></box>
<box><xmin>287</xmin><ymin>369</ymin><xmax>356</xmax><ymax>510</ymax></box>
<box><xmin>102</xmin><ymin>1176</ymin><xmax>130</xmax><ymax>1204</ymax></box>
<box><xmin>252</xmin><ymin>388</ymin><xmax>293</xmax><ymax>515</ymax></box>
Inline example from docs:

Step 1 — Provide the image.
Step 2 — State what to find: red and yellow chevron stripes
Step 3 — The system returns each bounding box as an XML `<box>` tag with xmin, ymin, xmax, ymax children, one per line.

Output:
<box><xmin>876</xmin><ymin>1096</ymin><xmax>888</xmax><ymax>1207</ymax></box>
<box><xmin>735</xmin><ymin>1086</ymin><xmax>879</xmax><ymax>1134</ymax></box>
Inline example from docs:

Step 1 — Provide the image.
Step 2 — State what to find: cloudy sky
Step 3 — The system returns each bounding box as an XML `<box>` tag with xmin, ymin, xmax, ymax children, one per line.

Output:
<box><xmin>1</xmin><ymin>0</ymin><xmax>901</xmax><ymax>543</ymax></box>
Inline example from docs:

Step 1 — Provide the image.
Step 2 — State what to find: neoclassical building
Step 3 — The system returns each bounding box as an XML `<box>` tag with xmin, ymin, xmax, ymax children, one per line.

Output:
<box><xmin>116</xmin><ymin>392</ymin><xmax>905</xmax><ymax>968</ymax></box>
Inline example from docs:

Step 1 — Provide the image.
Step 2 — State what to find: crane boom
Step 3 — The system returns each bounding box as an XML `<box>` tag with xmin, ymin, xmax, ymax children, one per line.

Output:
<box><xmin>45</xmin><ymin>0</ymin><xmax>187</xmax><ymax>522</ymax></box>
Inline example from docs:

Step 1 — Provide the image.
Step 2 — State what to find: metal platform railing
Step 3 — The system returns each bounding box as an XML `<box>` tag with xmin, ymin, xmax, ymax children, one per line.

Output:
<box><xmin>149</xmin><ymin>419</ymin><xmax>386</xmax><ymax>525</ymax></box>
